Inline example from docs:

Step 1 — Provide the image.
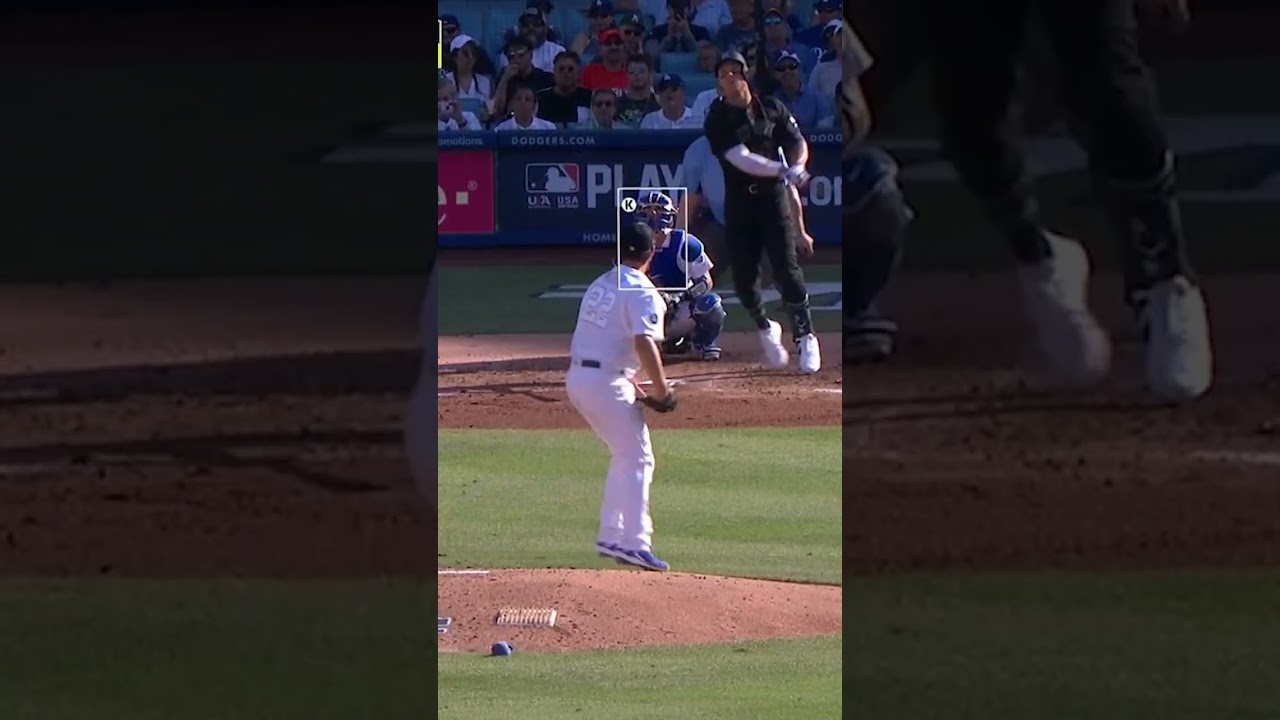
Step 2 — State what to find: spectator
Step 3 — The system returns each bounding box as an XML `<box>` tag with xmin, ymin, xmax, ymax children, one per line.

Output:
<box><xmin>646</xmin><ymin>0</ymin><xmax>712</xmax><ymax>55</ymax></box>
<box><xmin>714</xmin><ymin>0</ymin><xmax>758</xmax><ymax>52</ymax></box>
<box><xmin>761</xmin><ymin>8</ymin><xmax>815</xmax><ymax>74</ymax></box>
<box><xmin>440</xmin><ymin>14</ymin><xmax>463</xmax><ymax>49</ymax></box>
<box><xmin>571</xmin><ymin>0</ymin><xmax>618</xmax><ymax>55</ymax></box>
<box><xmin>806</xmin><ymin>19</ymin><xmax>841</xmax><ymax>100</ymax></box>
<box><xmin>445</xmin><ymin>36</ymin><xmax>496</xmax><ymax>108</ymax></box>
<box><xmin>525</xmin><ymin>0</ymin><xmax>566</xmax><ymax>43</ymax></box>
<box><xmin>691</xmin><ymin>43</ymin><xmax>756</xmax><ymax>118</ymax></box>
<box><xmin>581</xmin><ymin>29</ymin><xmax>629</xmax><ymax>89</ymax></box>
<box><xmin>641</xmin><ymin>73</ymin><xmax>699</xmax><ymax>128</ymax></box>
<box><xmin>584</xmin><ymin>88</ymin><xmax>622</xmax><ymax>128</ymax></box>
<box><xmin>499</xmin><ymin>8</ymin><xmax>568</xmax><ymax>72</ymax></box>
<box><xmin>770</xmin><ymin>50</ymin><xmax>827</xmax><ymax>128</ymax></box>
<box><xmin>492</xmin><ymin>36</ymin><xmax>555</xmax><ymax>117</ymax></box>
<box><xmin>793</xmin><ymin>0</ymin><xmax>841</xmax><ymax>52</ymax></box>
<box><xmin>615</xmin><ymin>53</ymin><xmax>660</xmax><ymax>126</ymax></box>
<box><xmin>695</xmin><ymin>39</ymin><xmax>719</xmax><ymax>73</ymax></box>
<box><xmin>538</xmin><ymin>51</ymin><xmax>593</xmax><ymax>125</ymax></box>
<box><xmin>493</xmin><ymin>84</ymin><xmax>559</xmax><ymax>130</ymax></box>
<box><xmin>684</xmin><ymin>0</ymin><xmax>730</xmax><ymax>34</ymax></box>
<box><xmin>618</xmin><ymin>13</ymin><xmax>648</xmax><ymax>54</ymax></box>
<box><xmin>763</xmin><ymin>0</ymin><xmax>803</xmax><ymax>32</ymax></box>
<box><xmin>438</xmin><ymin>78</ymin><xmax>482</xmax><ymax>131</ymax></box>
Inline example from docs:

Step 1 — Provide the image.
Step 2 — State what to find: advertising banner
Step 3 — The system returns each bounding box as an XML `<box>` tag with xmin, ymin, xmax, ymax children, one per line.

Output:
<box><xmin>438</xmin><ymin>129</ymin><xmax>841</xmax><ymax>248</ymax></box>
<box><xmin>437</xmin><ymin>149</ymin><xmax>495</xmax><ymax>235</ymax></box>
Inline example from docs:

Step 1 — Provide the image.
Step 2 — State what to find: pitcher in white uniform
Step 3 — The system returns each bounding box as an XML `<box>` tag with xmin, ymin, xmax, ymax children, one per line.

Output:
<box><xmin>566</xmin><ymin>222</ymin><xmax>675</xmax><ymax>572</ymax></box>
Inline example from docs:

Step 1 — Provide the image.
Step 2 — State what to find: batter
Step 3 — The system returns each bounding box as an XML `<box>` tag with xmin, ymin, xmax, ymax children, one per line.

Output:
<box><xmin>565</xmin><ymin>222</ymin><xmax>677</xmax><ymax>572</ymax></box>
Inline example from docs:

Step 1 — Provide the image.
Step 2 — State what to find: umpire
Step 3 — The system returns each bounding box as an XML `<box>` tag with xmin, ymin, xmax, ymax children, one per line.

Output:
<box><xmin>702</xmin><ymin>50</ymin><xmax>820</xmax><ymax>374</ymax></box>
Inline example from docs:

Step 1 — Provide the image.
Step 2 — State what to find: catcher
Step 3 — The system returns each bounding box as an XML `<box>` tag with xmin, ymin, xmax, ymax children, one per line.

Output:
<box><xmin>631</xmin><ymin>191</ymin><xmax>726</xmax><ymax>361</ymax></box>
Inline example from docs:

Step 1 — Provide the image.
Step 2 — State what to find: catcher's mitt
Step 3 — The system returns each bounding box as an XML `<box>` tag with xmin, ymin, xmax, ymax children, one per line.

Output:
<box><xmin>638</xmin><ymin>390</ymin><xmax>678</xmax><ymax>413</ymax></box>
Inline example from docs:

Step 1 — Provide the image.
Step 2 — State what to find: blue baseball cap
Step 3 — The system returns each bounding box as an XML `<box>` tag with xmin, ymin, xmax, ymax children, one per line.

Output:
<box><xmin>585</xmin><ymin>0</ymin><xmax>614</xmax><ymax>16</ymax></box>
<box><xmin>527</xmin><ymin>0</ymin><xmax>554</xmax><ymax>8</ymax></box>
<box><xmin>439</xmin><ymin>14</ymin><xmax>461</xmax><ymax>29</ymax></box>
<box><xmin>813</xmin><ymin>0</ymin><xmax>841</xmax><ymax>10</ymax></box>
<box><xmin>771</xmin><ymin>49</ymin><xmax>801</xmax><ymax>68</ymax></box>
<box><xmin>655</xmin><ymin>73</ymin><xmax>685</xmax><ymax>91</ymax></box>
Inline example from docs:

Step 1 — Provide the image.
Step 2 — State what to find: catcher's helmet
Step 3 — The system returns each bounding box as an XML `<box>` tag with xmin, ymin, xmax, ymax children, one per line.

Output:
<box><xmin>634</xmin><ymin>190</ymin><xmax>677</xmax><ymax>230</ymax></box>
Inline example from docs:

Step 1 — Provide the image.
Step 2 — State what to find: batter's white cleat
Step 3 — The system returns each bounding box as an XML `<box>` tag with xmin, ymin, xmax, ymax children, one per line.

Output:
<box><xmin>1140</xmin><ymin>275</ymin><xmax>1213</xmax><ymax>402</ymax></box>
<box><xmin>759</xmin><ymin>320</ymin><xmax>789</xmax><ymax>369</ymax></box>
<box><xmin>797</xmin><ymin>333</ymin><xmax>821</xmax><ymax>373</ymax></box>
<box><xmin>1016</xmin><ymin>235</ymin><xmax>1111</xmax><ymax>389</ymax></box>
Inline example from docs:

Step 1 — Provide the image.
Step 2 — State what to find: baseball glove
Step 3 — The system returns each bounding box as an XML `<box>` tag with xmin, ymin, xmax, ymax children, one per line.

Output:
<box><xmin>638</xmin><ymin>390</ymin><xmax>678</xmax><ymax>413</ymax></box>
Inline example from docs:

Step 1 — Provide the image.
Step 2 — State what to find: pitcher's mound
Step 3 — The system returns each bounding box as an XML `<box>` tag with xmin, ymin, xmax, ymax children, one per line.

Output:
<box><xmin>438</xmin><ymin>568</ymin><xmax>841</xmax><ymax>653</ymax></box>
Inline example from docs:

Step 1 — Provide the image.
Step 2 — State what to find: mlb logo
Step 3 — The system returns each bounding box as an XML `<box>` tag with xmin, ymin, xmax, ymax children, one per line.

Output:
<box><xmin>526</xmin><ymin>163</ymin><xmax>580</xmax><ymax>193</ymax></box>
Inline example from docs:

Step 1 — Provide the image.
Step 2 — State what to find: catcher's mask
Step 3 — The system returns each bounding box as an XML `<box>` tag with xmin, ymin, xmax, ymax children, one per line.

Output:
<box><xmin>634</xmin><ymin>190</ymin><xmax>677</xmax><ymax>230</ymax></box>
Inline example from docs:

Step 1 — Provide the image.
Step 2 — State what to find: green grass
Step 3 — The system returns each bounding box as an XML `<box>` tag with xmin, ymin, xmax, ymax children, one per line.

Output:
<box><xmin>0</xmin><ymin>580</ymin><xmax>437</xmax><ymax>720</ymax></box>
<box><xmin>438</xmin><ymin>636</ymin><xmax>842</xmax><ymax>719</ymax></box>
<box><xmin>437</xmin><ymin>427</ymin><xmax>842</xmax><ymax>584</ymax></box>
<box><xmin>437</xmin><ymin>265</ymin><xmax>845</xmax><ymax>334</ymax></box>
<box><xmin>847</xmin><ymin>570</ymin><xmax>1280</xmax><ymax>719</ymax></box>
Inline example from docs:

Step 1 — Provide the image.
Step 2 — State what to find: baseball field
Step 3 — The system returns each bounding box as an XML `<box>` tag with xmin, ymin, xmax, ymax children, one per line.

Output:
<box><xmin>435</xmin><ymin>248</ymin><xmax>844</xmax><ymax>717</ymax></box>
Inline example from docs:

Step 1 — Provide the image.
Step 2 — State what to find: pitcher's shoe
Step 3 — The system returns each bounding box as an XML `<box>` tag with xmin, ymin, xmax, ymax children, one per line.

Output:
<box><xmin>612</xmin><ymin>549</ymin><xmax>669</xmax><ymax>572</ymax></box>
<box><xmin>1016</xmin><ymin>235</ymin><xmax>1111</xmax><ymax>388</ymax></box>
<box><xmin>695</xmin><ymin>344</ymin><xmax>722</xmax><ymax>361</ymax></box>
<box><xmin>596</xmin><ymin>541</ymin><xmax>621</xmax><ymax>558</ymax></box>
<box><xmin>1139</xmin><ymin>276</ymin><xmax>1212</xmax><ymax>402</ymax></box>
<box><xmin>797</xmin><ymin>333</ymin><xmax>821</xmax><ymax>373</ymax></box>
<box><xmin>759</xmin><ymin>320</ymin><xmax>789</xmax><ymax>369</ymax></box>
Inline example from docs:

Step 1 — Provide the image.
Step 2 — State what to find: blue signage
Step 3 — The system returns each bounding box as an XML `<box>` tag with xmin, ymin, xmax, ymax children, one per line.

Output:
<box><xmin>439</xmin><ymin>129</ymin><xmax>841</xmax><ymax>248</ymax></box>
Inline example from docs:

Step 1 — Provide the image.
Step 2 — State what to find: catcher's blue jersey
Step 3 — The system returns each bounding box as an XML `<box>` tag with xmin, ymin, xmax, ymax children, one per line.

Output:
<box><xmin>647</xmin><ymin>229</ymin><xmax>714</xmax><ymax>290</ymax></box>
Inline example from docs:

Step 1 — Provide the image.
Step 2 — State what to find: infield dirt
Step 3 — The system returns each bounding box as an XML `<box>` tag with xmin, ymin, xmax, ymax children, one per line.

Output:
<box><xmin>3</xmin><ymin>264</ymin><xmax>1276</xmax><ymax>654</ymax></box>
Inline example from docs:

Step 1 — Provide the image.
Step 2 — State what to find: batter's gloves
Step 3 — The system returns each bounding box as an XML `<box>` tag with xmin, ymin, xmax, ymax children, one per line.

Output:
<box><xmin>638</xmin><ymin>390</ymin><xmax>678</xmax><ymax>413</ymax></box>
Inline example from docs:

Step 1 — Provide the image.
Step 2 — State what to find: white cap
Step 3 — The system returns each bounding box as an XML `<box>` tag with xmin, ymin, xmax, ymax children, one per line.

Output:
<box><xmin>449</xmin><ymin>34</ymin><xmax>477</xmax><ymax>52</ymax></box>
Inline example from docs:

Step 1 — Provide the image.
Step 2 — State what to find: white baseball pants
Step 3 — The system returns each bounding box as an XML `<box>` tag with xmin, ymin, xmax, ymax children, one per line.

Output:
<box><xmin>565</xmin><ymin>366</ymin><xmax>655</xmax><ymax>552</ymax></box>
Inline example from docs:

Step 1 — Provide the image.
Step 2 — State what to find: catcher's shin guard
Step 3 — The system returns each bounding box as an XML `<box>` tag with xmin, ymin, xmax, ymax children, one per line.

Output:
<box><xmin>690</xmin><ymin>292</ymin><xmax>726</xmax><ymax>355</ymax></box>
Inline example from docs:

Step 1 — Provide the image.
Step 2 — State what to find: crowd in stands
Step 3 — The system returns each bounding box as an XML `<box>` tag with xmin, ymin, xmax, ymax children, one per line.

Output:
<box><xmin>438</xmin><ymin>0</ymin><xmax>843</xmax><ymax>132</ymax></box>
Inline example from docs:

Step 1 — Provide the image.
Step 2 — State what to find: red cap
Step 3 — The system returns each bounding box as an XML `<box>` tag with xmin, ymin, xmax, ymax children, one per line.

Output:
<box><xmin>599</xmin><ymin>28</ymin><xmax>623</xmax><ymax>42</ymax></box>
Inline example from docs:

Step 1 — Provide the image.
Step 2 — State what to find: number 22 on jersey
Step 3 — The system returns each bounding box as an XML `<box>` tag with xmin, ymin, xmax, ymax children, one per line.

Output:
<box><xmin>579</xmin><ymin>285</ymin><xmax>617</xmax><ymax>328</ymax></box>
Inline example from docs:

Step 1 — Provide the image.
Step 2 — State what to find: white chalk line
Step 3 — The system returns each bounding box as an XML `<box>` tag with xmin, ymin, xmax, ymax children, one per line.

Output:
<box><xmin>1190</xmin><ymin>450</ymin><xmax>1280</xmax><ymax>467</ymax></box>
<box><xmin>438</xmin><ymin>569</ymin><xmax>491</xmax><ymax>576</ymax></box>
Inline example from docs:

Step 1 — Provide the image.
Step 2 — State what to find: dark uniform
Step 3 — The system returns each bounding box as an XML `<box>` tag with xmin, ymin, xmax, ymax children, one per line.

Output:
<box><xmin>851</xmin><ymin>0</ymin><xmax>1196</xmax><ymax>306</ymax></box>
<box><xmin>703</xmin><ymin>87</ymin><xmax>814</xmax><ymax>341</ymax></box>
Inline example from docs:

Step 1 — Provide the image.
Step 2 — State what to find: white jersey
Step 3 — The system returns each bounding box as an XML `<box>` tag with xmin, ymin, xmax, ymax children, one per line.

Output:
<box><xmin>569</xmin><ymin>265</ymin><xmax>666</xmax><ymax>375</ymax></box>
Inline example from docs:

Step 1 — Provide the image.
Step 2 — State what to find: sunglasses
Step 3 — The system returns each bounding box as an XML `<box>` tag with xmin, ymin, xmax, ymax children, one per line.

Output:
<box><xmin>506</xmin><ymin>48</ymin><xmax>530</xmax><ymax>57</ymax></box>
<box><xmin>622</xmin><ymin>28</ymin><xmax>641</xmax><ymax>35</ymax></box>
<box><xmin>602</xmin><ymin>39</ymin><xmax>623</xmax><ymax>46</ymax></box>
<box><xmin>520</xmin><ymin>19</ymin><xmax>546</xmax><ymax>27</ymax></box>
<box><xmin>555</xmin><ymin>64</ymin><xmax>578</xmax><ymax>72</ymax></box>
<box><xmin>443</xmin><ymin>25</ymin><xmax>459</xmax><ymax>34</ymax></box>
<box><xmin>593</xmin><ymin>100</ymin><xmax>616</xmax><ymax>107</ymax></box>
<box><xmin>776</xmin><ymin>61</ymin><xmax>799</xmax><ymax>71</ymax></box>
